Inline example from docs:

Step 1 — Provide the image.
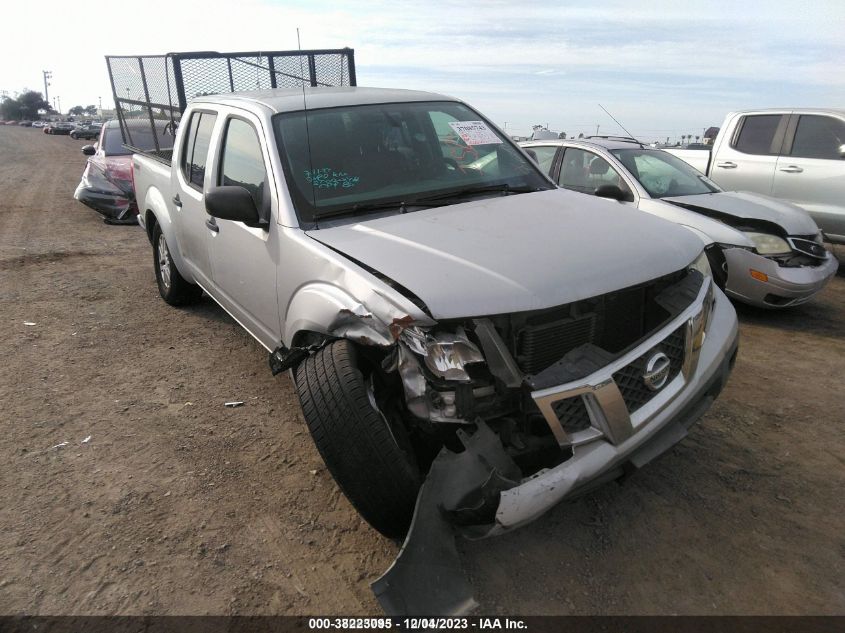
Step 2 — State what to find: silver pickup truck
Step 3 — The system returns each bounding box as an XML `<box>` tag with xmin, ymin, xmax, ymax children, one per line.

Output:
<box><xmin>131</xmin><ymin>87</ymin><xmax>738</xmax><ymax>540</ymax></box>
<box><xmin>666</xmin><ymin>109</ymin><xmax>845</xmax><ymax>243</ymax></box>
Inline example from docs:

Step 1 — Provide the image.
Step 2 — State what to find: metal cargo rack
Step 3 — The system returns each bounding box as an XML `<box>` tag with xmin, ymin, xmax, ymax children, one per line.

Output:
<box><xmin>105</xmin><ymin>48</ymin><xmax>357</xmax><ymax>162</ymax></box>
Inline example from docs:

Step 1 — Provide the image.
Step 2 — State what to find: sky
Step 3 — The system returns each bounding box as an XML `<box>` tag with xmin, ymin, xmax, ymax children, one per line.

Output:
<box><xmin>1</xmin><ymin>0</ymin><xmax>843</xmax><ymax>140</ymax></box>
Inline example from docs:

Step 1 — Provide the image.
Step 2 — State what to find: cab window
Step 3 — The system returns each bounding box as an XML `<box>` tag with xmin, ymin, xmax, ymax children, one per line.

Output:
<box><xmin>732</xmin><ymin>114</ymin><xmax>783</xmax><ymax>155</ymax></box>
<box><xmin>528</xmin><ymin>146</ymin><xmax>558</xmax><ymax>176</ymax></box>
<box><xmin>180</xmin><ymin>111</ymin><xmax>217</xmax><ymax>190</ymax></box>
<box><xmin>790</xmin><ymin>115</ymin><xmax>845</xmax><ymax>160</ymax></box>
<box><xmin>219</xmin><ymin>118</ymin><xmax>267</xmax><ymax>213</ymax></box>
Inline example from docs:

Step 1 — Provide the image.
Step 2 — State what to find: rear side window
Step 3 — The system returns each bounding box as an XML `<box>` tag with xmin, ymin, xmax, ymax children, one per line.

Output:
<box><xmin>790</xmin><ymin>115</ymin><xmax>845</xmax><ymax>160</ymax></box>
<box><xmin>733</xmin><ymin>115</ymin><xmax>782</xmax><ymax>155</ymax></box>
<box><xmin>558</xmin><ymin>147</ymin><xmax>629</xmax><ymax>196</ymax></box>
<box><xmin>102</xmin><ymin>127</ymin><xmax>130</xmax><ymax>156</ymax></box>
<box><xmin>180</xmin><ymin>111</ymin><xmax>217</xmax><ymax>189</ymax></box>
<box><xmin>219</xmin><ymin>118</ymin><xmax>267</xmax><ymax>212</ymax></box>
<box><xmin>528</xmin><ymin>146</ymin><xmax>558</xmax><ymax>176</ymax></box>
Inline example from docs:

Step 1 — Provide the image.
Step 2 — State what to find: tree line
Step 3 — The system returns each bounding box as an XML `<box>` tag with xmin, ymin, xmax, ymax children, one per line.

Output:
<box><xmin>1</xmin><ymin>90</ymin><xmax>98</xmax><ymax>120</ymax></box>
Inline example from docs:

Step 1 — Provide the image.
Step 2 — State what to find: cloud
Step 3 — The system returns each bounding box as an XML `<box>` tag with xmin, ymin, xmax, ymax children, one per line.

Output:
<box><xmin>1</xmin><ymin>0</ymin><xmax>842</xmax><ymax>137</ymax></box>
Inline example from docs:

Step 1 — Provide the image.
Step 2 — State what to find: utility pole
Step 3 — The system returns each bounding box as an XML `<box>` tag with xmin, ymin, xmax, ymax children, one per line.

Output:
<box><xmin>98</xmin><ymin>96</ymin><xmax>102</xmax><ymax>116</ymax></box>
<box><xmin>42</xmin><ymin>70</ymin><xmax>52</xmax><ymax>104</ymax></box>
<box><xmin>596</xmin><ymin>124</ymin><xmax>600</xmax><ymax>135</ymax></box>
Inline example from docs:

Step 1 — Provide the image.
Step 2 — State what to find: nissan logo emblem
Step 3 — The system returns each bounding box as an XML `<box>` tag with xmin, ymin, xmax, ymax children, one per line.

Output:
<box><xmin>643</xmin><ymin>352</ymin><xmax>671</xmax><ymax>391</ymax></box>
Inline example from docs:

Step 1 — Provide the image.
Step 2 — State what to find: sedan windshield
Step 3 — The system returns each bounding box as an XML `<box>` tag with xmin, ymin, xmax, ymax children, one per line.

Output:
<box><xmin>273</xmin><ymin>101</ymin><xmax>551</xmax><ymax>224</ymax></box>
<box><xmin>611</xmin><ymin>148</ymin><xmax>721</xmax><ymax>198</ymax></box>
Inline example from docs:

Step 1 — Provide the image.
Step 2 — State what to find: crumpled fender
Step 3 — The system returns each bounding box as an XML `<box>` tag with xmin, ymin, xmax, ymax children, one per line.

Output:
<box><xmin>283</xmin><ymin>281</ymin><xmax>435</xmax><ymax>348</ymax></box>
<box><xmin>142</xmin><ymin>184</ymin><xmax>194</xmax><ymax>285</ymax></box>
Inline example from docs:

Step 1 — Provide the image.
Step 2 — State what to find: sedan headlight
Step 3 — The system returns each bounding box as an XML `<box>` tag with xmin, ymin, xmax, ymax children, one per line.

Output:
<box><xmin>744</xmin><ymin>232</ymin><xmax>791</xmax><ymax>255</ymax></box>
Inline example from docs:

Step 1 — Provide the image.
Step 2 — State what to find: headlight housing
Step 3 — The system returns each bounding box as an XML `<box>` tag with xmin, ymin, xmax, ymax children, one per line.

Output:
<box><xmin>400</xmin><ymin>326</ymin><xmax>484</xmax><ymax>382</ymax></box>
<box><xmin>744</xmin><ymin>232</ymin><xmax>791</xmax><ymax>255</ymax></box>
<box><xmin>689</xmin><ymin>250</ymin><xmax>712</xmax><ymax>279</ymax></box>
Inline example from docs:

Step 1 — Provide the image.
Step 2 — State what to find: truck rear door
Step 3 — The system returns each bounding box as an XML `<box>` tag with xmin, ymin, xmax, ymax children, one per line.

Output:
<box><xmin>772</xmin><ymin>113</ymin><xmax>845</xmax><ymax>241</ymax></box>
<box><xmin>708</xmin><ymin>112</ymin><xmax>789</xmax><ymax>194</ymax></box>
<box><xmin>172</xmin><ymin>109</ymin><xmax>218</xmax><ymax>288</ymax></box>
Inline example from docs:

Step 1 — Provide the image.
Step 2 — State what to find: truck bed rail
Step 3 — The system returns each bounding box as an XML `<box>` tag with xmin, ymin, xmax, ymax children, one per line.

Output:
<box><xmin>105</xmin><ymin>49</ymin><xmax>356</xmax><ymax>163</ymax></box>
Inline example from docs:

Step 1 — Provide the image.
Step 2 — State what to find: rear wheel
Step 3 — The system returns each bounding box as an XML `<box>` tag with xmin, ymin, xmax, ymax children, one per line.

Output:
<box><xmin>152</xmin><ymin>224</ymin><xmax>202</xmax><ymax>306</ymax></box>
<box><xmin>295</xmin><ymin>339</ymin><xmax>421</xmax><ymax>537</ymax></box>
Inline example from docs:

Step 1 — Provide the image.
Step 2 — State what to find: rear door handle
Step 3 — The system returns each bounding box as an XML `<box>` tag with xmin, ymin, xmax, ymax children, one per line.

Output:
<box><xmin>779</xmin><ymin>165</ymin><xmax>804</xmax><ymax>173</ymax></box>
<box><xmin>205</xmin><ymin>218</ymin><xmax>219</xmax><ymax>233</ymax></box>
<box><xmin>172</xmin><ymin>195</ymin><xmax>182</xmax><ymax>208</ymax></box>
<box><xmin>715</xmin><ymin>161</ymin><xmax>737</xmax><ymax>169</ymax></box>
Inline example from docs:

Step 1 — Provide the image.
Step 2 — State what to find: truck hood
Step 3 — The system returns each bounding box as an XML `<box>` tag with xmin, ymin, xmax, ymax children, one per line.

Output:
<box><xmin>307</xmin><ymin>190</ymin><xmax>703</xmax><ymax>319</ymax></box>
<box><xmin>662</xmin><ymin>191</ymin><xmax>819</xmax><ymax>236</ymax></box>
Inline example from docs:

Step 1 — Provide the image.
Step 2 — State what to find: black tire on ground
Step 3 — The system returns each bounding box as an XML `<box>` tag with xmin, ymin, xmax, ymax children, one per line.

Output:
<box><xmin>151</xmin><ymin>223</ymin><xmax>203</xmax><ymax>306</ymax></box>
<box><xmin>295</xmin><ymin>339</ymin><xmax>421</xmax><ymax>538</ymax></box>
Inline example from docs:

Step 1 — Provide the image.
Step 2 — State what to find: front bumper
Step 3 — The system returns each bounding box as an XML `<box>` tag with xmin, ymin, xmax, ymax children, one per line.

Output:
<box><xmin>490</xmin><ymin>286</ymin><xmax>738</xmax><ymax>534</ymax></box>
<box><xmin>723</xmin><ymin>247</ymin><xmax>838</xmax><ymax>308</ymax></box>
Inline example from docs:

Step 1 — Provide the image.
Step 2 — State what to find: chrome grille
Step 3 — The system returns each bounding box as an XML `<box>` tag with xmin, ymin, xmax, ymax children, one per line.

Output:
<box><xmin>552</xmin><ymin>396</ymin><xmax>592</xmax><ymax>433</ymax></box>
<box><xmin>611</xmin><ymin>325</ymin><xmax>686</xmax><ymax>413</ymax></box>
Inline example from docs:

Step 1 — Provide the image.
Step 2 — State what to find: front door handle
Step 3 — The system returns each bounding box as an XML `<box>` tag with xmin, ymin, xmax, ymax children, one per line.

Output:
<box><xmin>715</xmin><ymin>161</ymin><xmax>737</xmax><ymax>169</ymax></box>
<box><xmin>172</xmin><ymin>195</ymin><xmax>182</xmax><ymax>208</ymax></box>
<box><xmin>205</xmin><ymin>218</ymin><xmax>219</xmax><ymax>233</ymax></box>
<box><xmin>779</xmin><ymin>165</ymin><xmax>804</xmax><ymax>173</ymax></box>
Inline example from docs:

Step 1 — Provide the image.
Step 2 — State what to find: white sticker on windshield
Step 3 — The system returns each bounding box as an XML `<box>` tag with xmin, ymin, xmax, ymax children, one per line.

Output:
<box><xmin>447</xmin><ymin>121</ymin><xmax>503</xmax><ymax>146</ymax></box>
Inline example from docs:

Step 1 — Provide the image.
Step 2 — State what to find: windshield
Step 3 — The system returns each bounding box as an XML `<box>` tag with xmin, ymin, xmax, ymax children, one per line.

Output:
<box><xmin>273</xmin><ymin>101</ymin><xmax>550</xmax><ymax>224</ymax></box>
<box><xmin>611</xmin><ymin>148</ymin><xmax>721</xmax><ymax>198</ymax></box>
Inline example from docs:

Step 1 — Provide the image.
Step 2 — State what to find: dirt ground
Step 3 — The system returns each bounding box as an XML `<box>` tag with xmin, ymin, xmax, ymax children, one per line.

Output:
<box><xmin>0</xmin><ymin>125</ymin><xmax>843</xmax><ymax>616</ymax></box>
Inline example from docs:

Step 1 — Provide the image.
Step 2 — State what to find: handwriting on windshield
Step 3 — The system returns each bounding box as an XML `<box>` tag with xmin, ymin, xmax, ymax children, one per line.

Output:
<box><xmin>305</xmin><ymin>168</ymin><xmax>360</xmax><ymax>189</ymax></box>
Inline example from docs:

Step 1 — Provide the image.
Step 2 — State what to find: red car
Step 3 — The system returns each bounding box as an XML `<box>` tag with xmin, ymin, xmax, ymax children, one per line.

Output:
<box><xmin>73</xmin><ymin>121</ymin><xmax>138</xmax><ymax>224</ymax></box>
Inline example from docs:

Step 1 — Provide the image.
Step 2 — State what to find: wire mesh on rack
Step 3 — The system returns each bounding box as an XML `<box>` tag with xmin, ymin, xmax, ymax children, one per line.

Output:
<box><xmin>105</xmin><ymin>48</ymin><xmax>356</xmax><ymax>162</ymax></box>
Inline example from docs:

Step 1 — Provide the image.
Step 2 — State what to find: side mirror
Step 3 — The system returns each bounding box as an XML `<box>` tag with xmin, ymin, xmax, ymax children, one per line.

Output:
<box><xmin>205</xmin><ymin>186</ymin><xmax>262</xmax><ymax>225</ymax></box>
<box><xmin>81</xmin><ymin>145</ymin><xmax>96</xmax><ymax>156</ymax></box>
<box><xmin>595</xmin><ymin>184</ymin><xmax>632</xmax><ymax>202</ymax></box>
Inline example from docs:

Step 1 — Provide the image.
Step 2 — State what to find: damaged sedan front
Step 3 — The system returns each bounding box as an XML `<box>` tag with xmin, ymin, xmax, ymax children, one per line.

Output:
<box><xmin>522</xmin><ymin>138</ymin><xmax>838</xmax><ymax>308</ymax></box>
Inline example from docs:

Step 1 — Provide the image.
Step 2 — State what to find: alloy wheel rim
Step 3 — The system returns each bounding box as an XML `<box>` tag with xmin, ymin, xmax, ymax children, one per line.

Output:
<box><xmin>158</xmin><ymin>234</ymin><xmax>171</xmax><ymax>290</ymax></box>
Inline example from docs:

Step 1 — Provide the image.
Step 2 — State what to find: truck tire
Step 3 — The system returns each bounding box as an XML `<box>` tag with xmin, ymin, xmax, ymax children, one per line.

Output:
<box><xmin>295</xmin><ymin>339</ymin><xmax>421</xmax><ymax>537</ymax></box>
<box><xmin>152</xmin><ymin>223</ymin><xmax>202</xmax><ymax>306</ymax></box>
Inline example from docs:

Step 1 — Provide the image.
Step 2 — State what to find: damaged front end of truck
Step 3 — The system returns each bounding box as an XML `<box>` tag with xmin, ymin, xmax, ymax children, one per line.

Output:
<box><xmin>270</xmin><ymin>246</ymin><xmax>735</xmax><ymax>615</ymax></box>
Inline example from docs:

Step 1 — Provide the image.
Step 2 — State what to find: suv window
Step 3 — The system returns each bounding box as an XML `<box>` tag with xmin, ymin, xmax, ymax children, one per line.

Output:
<box><xmin>181</xmin><ymin>112</ymin><xmax>217</xmax><ymax>189</ymax></box>
<box><xmin>559</xmin><ymin>148</ymin><xmax>629</xmax><ymax>196</ymax></box>
<box><xmin>790</xmin><ymin>115</ymin><xmax>845</xmax><ymax>160</ymax></box>
<box><xmin>733</xmin><ymin>114</ymin><xmax>782</xmax><ymax>155</ymax></box>
<box><xmin>528</xmin><ymin>146</ymin><xmax>558</xmax><ymax>176</ymax></box>
<box><xmin>219</xmin><ymin>118</ymin><xmax>267</xmax><ymax>212</ymax></box>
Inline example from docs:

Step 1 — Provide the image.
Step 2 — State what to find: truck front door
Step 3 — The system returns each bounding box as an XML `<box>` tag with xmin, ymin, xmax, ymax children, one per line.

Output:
<box><xmin>772</xmin><ymin>113</ymin><xmax>845</xmax><ymax>242</ymax></box>
<box><xmin>205</xmin><ymin>111</ymin><xmax>281</xmax><ymax>350</ymax></box>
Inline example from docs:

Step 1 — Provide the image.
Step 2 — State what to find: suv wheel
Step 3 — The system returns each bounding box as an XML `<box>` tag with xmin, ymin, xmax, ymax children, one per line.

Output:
<box><xmin>295</xmin><ymin>339</ymin><xmax>421</xmax><ymax>537</ymax></box>
<box><xmin>152</xmin><ymin>224</ymin><xmax>202</xmax><ymax>306</ymax></box>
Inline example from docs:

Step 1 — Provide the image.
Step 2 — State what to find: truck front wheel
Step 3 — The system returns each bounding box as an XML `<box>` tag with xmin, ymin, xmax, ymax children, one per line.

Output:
<box><xmin>294</xmin><ymin>339</ymin><xmax>421</xmax><ymax>538</ymax></box>
<box><xmin>152</xmin><ymin>224</ymin><xmax>202</xmax><ymax>306</ymax></box>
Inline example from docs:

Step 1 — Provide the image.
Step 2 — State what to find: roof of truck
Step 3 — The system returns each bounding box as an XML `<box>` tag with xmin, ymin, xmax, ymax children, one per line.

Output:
<box><xmin>191</xmin><ymin>86</ymin><xmax>455</xmax><ymax>113</ymax></box>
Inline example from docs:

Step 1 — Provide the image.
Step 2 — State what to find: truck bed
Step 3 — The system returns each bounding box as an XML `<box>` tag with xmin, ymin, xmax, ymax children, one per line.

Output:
<box><xmin>664</xmin><ymin>148</ymin><xmax>711</xmax><ymax>173</ymax></box>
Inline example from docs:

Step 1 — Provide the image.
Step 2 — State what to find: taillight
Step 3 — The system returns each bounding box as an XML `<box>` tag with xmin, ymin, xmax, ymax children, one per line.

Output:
<box><xmin>130</xmin><ymin>159</ymin><xmax>136</xmax><ymax>193</ymax></box>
